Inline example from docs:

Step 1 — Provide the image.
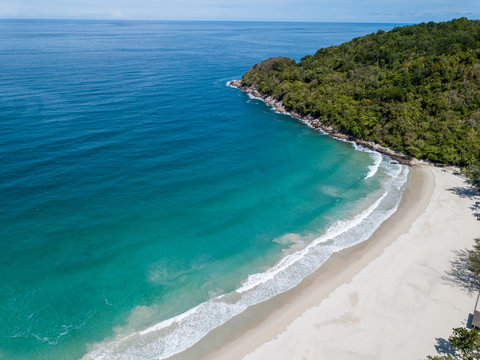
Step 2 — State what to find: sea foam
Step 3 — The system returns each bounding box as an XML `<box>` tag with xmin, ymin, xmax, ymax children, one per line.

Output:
<box><xmin>365</xmin><ymin>151</ymin><xmax>383</xmax><ymax>179</ymax></box>
<box><xmin>83</xmin><ymin>156</ymin><xmax>408</xmax><ymax>360</ymax></box>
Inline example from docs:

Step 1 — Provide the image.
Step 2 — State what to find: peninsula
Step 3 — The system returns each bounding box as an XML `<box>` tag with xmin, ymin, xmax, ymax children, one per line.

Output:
<box><xmin>229</xmin><ymin>18</ymin><xmax>480</xmax><ymax>169</ymax></box>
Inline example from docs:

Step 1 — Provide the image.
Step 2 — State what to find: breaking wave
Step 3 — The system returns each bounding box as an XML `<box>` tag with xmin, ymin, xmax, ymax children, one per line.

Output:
<box><xmin>83</xmin><ymin>157</ymin><xmax>408</xmax><ymax>360</ymax></box>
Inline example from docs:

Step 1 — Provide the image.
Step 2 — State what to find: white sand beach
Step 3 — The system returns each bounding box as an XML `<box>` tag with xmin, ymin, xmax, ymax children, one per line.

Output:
<box><xmin>174</xmin><ymin>164</ymin><xmax>480</xmax><ymax>360</ymax></box>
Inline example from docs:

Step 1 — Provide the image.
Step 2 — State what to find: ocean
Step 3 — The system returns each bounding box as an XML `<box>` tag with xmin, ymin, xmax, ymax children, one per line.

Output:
<box><xmin>0</xmin><ymin>20</ymin><xmax>407</xmax><ymax>359</ymax></box>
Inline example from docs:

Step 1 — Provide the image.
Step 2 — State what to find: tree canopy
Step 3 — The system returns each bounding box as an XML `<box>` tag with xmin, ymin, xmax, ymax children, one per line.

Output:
<box><xmin>427</xmin><ymin>327</ymin><xmax>480</xmax><ymax>359</ymax></box>
<box><xmin>241</xmin><ymin>18</ymin><xmax>480</xmax><ymax>167</ymax></box>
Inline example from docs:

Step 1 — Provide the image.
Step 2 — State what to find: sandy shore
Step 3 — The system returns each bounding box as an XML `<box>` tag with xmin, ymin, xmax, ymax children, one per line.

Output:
<box><xmin>170</xmin><ymin>164</ymin><xmax>480</xmax><ymax>360</ymax></box>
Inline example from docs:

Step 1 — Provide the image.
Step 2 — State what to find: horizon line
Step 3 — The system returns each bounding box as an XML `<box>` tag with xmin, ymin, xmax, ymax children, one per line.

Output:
<box><xmin>0</xmin><ymin>17</ymin><xmax>457</xmax><ymax>24</ymax></box>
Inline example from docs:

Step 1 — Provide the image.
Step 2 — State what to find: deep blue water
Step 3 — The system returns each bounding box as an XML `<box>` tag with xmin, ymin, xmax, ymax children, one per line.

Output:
<box><xmin>0</xmin><ymin>20</ymin><xmax>407</xmax><ymax>359</ymax></box>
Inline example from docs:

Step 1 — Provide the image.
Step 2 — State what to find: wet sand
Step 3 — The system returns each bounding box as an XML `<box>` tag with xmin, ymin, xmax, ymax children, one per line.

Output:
<box><xmin>170</xmin><ymin>164</ymin><xmax>480</xmax><ymax>360</ymax></box>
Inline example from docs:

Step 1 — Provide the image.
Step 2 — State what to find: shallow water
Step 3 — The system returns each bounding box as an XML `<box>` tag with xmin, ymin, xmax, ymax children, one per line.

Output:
<box><xmin>0</xmin><ymin>20</ymin><xmax>405</xmax><ymax>359</ymax></box>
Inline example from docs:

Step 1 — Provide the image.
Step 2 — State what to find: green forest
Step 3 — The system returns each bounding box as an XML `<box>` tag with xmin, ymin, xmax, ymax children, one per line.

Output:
<box><xmin>241</xmin><ymin>18</ymin><xmax>480</xmax><ymax>170</ymax></box>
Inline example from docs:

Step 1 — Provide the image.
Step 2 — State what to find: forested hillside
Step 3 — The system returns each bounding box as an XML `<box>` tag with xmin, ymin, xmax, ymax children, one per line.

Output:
<box><xmin>241</xmin><ymin>18</ymin><xmax>480</xmax><ymax>167</ymax></box>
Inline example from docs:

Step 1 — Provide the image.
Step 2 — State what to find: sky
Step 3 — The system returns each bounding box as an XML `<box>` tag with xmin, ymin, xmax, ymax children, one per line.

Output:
<box><xmin>0</xmin><ymin>0</ymin><xmax>479</xmax><ymax>22</ymax></box>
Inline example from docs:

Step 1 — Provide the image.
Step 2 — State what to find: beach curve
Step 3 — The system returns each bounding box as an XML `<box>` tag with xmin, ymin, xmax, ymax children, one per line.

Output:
<box><xmin>169</xmin><ymin>164</ymin><xmax>480</xmax><ymax>360</ymax></box>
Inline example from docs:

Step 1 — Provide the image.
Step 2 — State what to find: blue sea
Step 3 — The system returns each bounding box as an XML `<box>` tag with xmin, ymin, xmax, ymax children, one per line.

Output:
<box><xmin>0</xmin><ymin>20</ymin><xmax>408</xmax><ymax>359</ymax></box>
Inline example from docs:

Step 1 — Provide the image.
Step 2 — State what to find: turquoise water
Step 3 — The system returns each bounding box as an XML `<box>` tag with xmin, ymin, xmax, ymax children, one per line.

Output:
<box><xmin>0</xmin><ymin>20</ymin><xmax>407</xmax><ymax>359</ymax></box>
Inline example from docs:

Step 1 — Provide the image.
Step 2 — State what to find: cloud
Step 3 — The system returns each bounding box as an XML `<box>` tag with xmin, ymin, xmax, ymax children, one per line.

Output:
<box><xmin>110</xmin><ymin>8</ymin><xmax>125</xmax><ymax>18</ymax></box>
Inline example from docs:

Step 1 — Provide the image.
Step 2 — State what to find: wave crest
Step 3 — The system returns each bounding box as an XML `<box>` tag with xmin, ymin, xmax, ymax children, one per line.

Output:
<box><xmin>83</xmin><ymin>161</ymin><xmax>409</xmax><ymax>360</ymax></box>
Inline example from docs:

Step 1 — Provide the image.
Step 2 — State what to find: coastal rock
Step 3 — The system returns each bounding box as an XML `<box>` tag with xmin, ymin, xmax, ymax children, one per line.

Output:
<box><xmin>227</xmin><ymin>80</ymin><xmax>413</xmax><ymax>165</ymax></box>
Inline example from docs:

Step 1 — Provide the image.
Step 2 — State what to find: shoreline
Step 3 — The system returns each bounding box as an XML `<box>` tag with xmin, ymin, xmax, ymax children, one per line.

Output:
<box><xmin>169</xmin><ymin>164</ymin><xmax>429</xmax><ymax>360</ymax></box>
<box><xmin>83</xmin><ymin>98</ymin><xmax>409</xmax><ymax>359</ymax></box>
<box><xmin>170</xmin><ymin>164</ymin><xmax>480</xmax><ymax>360</ymax></box>
<box><xmin>227</xmin><ymin>80</ymin><xmax>413</xmax><ymax>165</ymax></box>
<box><xmin>164</xmin><ymin>81</ymin><xmax>480</xmax><ymax>360</ymax></box>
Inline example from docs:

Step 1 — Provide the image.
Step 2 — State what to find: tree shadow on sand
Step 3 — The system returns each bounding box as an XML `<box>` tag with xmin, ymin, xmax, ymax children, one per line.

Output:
<box><xmin>447</xmin><ymin>186</ymin><xmax>479</xmax><ymax>200</ymax></box>
<box><xmin>434</xmin><ymin>336</ymin><xmax>457</xmax><ymax>358</ymax></box>
<box><xmin>470</xmin><ymin>201</ymin><xmax>480</xmax><ymax>220</ymax></box>
<box><xmin>443</xmin><ymin>248</ymin><xmax>480</xmax><ymax>295</ymax></box>
<box><xmin>447</xmin><ymin>186</ymin><xmax>480</xmax><ymax>220</ymax></box>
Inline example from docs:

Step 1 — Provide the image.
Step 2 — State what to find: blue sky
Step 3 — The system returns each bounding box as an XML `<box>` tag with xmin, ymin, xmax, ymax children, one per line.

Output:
<box><xmin>0</xmin><ymin>0</ymin><xmax>479</xmax><ymax>22</ymax></box>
